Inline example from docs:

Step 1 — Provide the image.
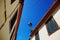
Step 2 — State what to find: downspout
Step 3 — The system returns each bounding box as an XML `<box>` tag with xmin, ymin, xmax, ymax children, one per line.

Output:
<box><xmin>14</xmin><ymin>0</ymin><xmax>24</xmax><ymax>40</ymax></box>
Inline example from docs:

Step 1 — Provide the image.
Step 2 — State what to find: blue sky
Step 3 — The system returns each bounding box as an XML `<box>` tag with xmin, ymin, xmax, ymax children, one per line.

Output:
<box><xmin>16</xmin><ymin>0</ymin><xmax>55</xmax><ymax>40</ymax></box>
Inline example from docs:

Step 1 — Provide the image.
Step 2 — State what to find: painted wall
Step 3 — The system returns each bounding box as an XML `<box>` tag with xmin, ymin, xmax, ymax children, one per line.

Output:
<box><xmin>0</xmin><ymin>20</ymin><xmax>9</xmax><ymax>40</ymax></box>
<box><xmin>0</xmin><ymin>0</ymin><xmax>19</xmax><ymax>40</ymax></box>
<box><xmin>39</xmin><ymin>25</ymin><xmax>60</xmax><ymax>40</ymax></box>
<box><xmin>0</xmin><ymin>0</ymin><xmax>5</xmax><ymax>28</ymax></box>
<box><xmin>53</xmin><ymin>5</ymin><xmax>60</xmax><ymax>27</ymax></box>
<box><xmin>5</xmin><ymin>0</ymin><xmax>19</xmax><ymax>18</ymax></box>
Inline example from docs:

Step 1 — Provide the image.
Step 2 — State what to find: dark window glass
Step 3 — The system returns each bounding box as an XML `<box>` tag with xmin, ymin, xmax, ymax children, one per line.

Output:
<box><xmin>10</xmin><ymin>10</ymin><xmax>17</xmax><ymax>32</ymax></box>
<box><xmin>46</xmin><ymin>17</ymin><xmax>59</xmax><ymax>35</ymax></box>
<box><xmin>11</xmin><ymin>0</ymin><xmax>15</xmax><ymax>4</ymax></box>
<box><xmin>35</xmin><ymin>32</ymin><xmax>40</xmax><ymax>40</ymax></box>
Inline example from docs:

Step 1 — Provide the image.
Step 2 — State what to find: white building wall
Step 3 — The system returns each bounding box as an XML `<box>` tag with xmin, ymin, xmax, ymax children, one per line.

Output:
<box><xmin>0</xmin><ymin>5</ymin><xmax>19</xmax><ymax>40</ymax></box>
<box><xmin>39</xmin><ymin>24</ymin><xmax>60</xmax><ymax>40</ymax></box>
<box><xmin>53</xmin><ymin>9</ymin><xmax>60</xmax><ymax>27</ymax></box>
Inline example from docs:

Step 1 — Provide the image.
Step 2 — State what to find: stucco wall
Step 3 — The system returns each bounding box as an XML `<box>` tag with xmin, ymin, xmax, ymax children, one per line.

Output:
<box><xmin>0</xmin><ymin>20</ymin><xmax>9</xmax><ymax>40</ymax></box>
<box><xmin>53</xmin><ymin>5</ymin><xmax>60</xmax><ymax>27</ymax></box>
<box><xmin>0</xmin><ymin>0</ymin><xmax>5</xmax><ymax>28</ymax></box>
<box><xmin>0</xmin><ymin>0</ymin><xmax>20</xmax><ymax>40</ymax></box>
<box><xmin>39</xmin><ymin>24</ymin><xmax>60</xmax><ymax>40</ymax></box>
<box><xmin>6</xmin><ymin>0</ymin><xmax>19</xmax><ymax>18</ymax></box>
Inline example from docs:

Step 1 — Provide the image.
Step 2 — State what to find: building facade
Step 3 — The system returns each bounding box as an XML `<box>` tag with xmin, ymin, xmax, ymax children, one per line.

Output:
<box><xmin>0</xmin><ymin>0</ymin><xmax>24</xmax><ymax>40</ymax></box>
<box><xmin>29</xmin><ymin>0</ymin><xmax>60</xmax><ymax>40</ymax></box>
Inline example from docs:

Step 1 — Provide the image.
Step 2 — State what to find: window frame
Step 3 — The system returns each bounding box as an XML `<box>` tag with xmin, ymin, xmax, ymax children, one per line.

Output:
<box><xmin>35</xmin><ymin>31</ymin><xmax>40</xmax><ymax>40</ymax></box>
<box><xmin>46</xmin><ymin>16</ymin><xmax>60</xmax><ymax>36</ymax></box>
<box><xmin>9</xmin><ymin>9</ymin><xmax>18</xmax><ymax>32</ymax></box>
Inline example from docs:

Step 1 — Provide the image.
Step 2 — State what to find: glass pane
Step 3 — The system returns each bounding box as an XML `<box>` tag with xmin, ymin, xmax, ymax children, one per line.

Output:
<box><xmin>46</xmin><ymin>17</ymin><xmax>58</xmax><ymax>35</ymax></box>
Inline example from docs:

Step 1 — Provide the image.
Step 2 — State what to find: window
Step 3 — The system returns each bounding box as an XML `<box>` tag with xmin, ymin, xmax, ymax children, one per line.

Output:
<box><xmin>46</xmin><ymin>17</ymin><xmax>59</xmax><ymax>35</ymax></box>
<box><xmin>35</xmin><ymin>32</ymin><xmax>40</xmax><ymax>40</ymax></box>
<box><xmin>11</xmin><ymin>0</ymin><xmax>15</xmax><ymax>4</ymax></box>
<box><xmin>10</xmin><ymin>9</ymin><xmax>17</xmax><ymax>32</ymax></box>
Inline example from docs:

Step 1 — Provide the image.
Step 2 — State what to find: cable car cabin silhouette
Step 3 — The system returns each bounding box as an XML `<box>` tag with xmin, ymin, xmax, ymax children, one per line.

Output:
<box><xmin>0</xmin><ymin>0</ymin><xmax>24</xmax><ymax>40</ymax></box>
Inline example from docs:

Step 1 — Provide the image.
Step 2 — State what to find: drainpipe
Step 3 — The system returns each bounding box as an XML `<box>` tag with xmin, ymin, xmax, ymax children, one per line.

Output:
<box><xmin>14</xmin><ymin>0</ymin><xmax>24</xmax><ymax>40</ymax></box>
